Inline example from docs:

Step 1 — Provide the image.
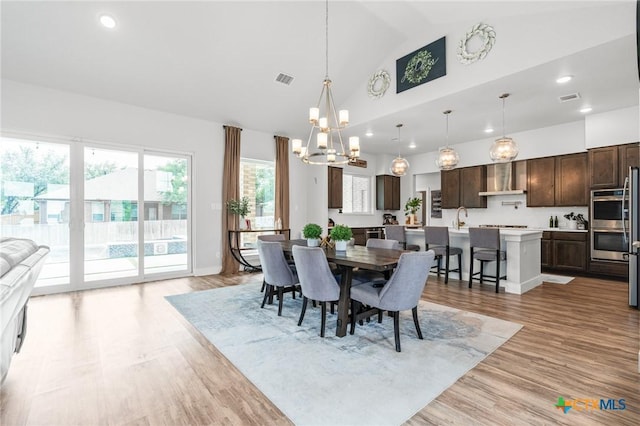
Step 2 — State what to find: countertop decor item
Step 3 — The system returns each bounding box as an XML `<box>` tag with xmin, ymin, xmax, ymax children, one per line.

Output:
<box><xmin>290</xmin><ymin>0</ymin><xmax>360</xmax><ymax>166</ymax></box>
<box><xmin>390</xmin><ymin>123</ymin><xmax>410</xmax><ymax>176</ymax></box>
<box><xmin>367</xmin><ymin>69</ymin><xmax>390</xmax><ymax>99</ymax></box>
<box><xmin>457</xmin><ymin>23</ymin><xmax>496</xmax><ymax>64</ymax></box>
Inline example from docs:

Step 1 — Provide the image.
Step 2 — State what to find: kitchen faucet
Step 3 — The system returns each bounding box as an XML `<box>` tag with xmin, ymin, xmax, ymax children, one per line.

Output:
<box><xmin>455</xmin><ymin>206</ymin><xmax>468</xmax><ymax>229</ymax></box>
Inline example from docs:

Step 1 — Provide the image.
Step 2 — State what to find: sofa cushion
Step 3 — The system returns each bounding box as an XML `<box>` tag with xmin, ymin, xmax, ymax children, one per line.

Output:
<box><xmin>0</xmin><ymin>238</ymin><xmax>39</xmax><ymax>278</ymax></box>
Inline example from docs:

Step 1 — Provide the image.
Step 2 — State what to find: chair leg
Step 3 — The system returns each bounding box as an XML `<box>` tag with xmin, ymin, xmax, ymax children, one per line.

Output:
<box><xmin>298</xmin><ymin>296</ymin><xmax>308</xmax><ymax>326</ymax></box>
<box><xmin>277</xmin><ymin>287</ymin><xmax>284</xmax><ymax>316</ymax></box>
<box><xmin>468</xmin><ymin>248</ymin><xmax>474</xmax><ymax>288</ymax></box>
<box><xmin>436</xmin><ymin>257</ymin><xmax>441</xmax><ymax>278</ymax></box>
<box><xmin>261</xmin><ymin>284</ymin><xmax>270</xmax><ymax>308</ymax></box>
<box><xmin>457</xmin><ymin>253</ymin><xmax>462</xmax><ymax>281</ymax></box>
<box><xmin>261</xmin><ymin>279</ymin><xmax>265</xmax><ymax>292</ymax></box>
<box><xmin>320</xmin><ymin>302</ymin><xmax>327</xmax><ymax>337</ymax></box>
<box><xmin>412</xmin><ymin>306</ymin><xmax>423</xmax><ymax>340</ymax></box>
<box><xmin>350</xmin><ymin>300</ymin><xmax>358</xmax><ymax>335</ymax></box>
<box><xmin>393</xmin><ymin>311</ymin><xmax>401</xmax><ymax>352</ymax></box>
<box><xmin>480</xmin><ymin>261</ymin><xmax>484</xmax><ymax>284</ymax></box>
<box><xmin>495</xmin><ymin>252</ymin><xmax>500</xmax><ymax>293</ymax></box>
<box><xmin>331</xmin><ymin>302</ymin><xmax>335</xmax><ymax>315</ymax></box>
<box><xmin>378</xmin><ymin>309</ymin><xmax>383</xmax><ymax>323</ymax></box>
<box><xmin>444</xmin><ymin>253</ymin><xmax>450</xmax><ymax>284</ymax></box>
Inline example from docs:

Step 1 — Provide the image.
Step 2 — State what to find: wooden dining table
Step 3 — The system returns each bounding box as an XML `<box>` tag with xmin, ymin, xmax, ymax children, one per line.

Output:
<box><xmin>280</xmin><ymin>240</ymin><xmax>405</xmax><ymax>337</ymax></box>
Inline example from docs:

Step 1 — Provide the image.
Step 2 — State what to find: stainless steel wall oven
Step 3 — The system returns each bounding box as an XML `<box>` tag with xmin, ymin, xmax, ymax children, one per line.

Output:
<box><xmin>590</xmin><ymin>188</ymin><xmax>629</xmax><ymax>261</ymax></box>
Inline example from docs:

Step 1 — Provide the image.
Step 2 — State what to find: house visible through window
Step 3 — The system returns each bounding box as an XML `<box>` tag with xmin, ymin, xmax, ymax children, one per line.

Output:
<box><xmin>342</xmin><ymin>173</ymin><xmax>371</xmax><ymax>214</ymax></box>
<box><xmin>240</xmin><ymin>159</ymin><xmax>275</xmax><ymax>229</ymax></box>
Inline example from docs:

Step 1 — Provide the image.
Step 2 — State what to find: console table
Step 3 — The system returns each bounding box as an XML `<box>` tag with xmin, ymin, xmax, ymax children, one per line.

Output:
<box><xmin>228</xmin><ymin>229</ymin><xmax>291</xmax><ymax>271</ymax></box>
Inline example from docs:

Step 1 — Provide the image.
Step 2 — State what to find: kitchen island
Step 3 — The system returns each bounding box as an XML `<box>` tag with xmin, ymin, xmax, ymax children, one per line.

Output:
<box><xmin>406</xmin><ymin>227</ymin><xmax>543</xmax><ymax>294</ymax></box>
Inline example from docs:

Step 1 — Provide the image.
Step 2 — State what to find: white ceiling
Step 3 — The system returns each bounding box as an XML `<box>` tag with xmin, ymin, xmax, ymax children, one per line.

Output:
<box><xmin>2</xmin><ymin>1</ymin><xmax>638</xmax><ymax>156</ymax></box>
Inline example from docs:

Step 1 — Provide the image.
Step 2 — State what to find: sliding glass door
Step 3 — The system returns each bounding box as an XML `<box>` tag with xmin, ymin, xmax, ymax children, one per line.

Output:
<box><xmin>1</xmin><ymin>135</ymin><xmax>191</xmax><ymax>294</ymax></box>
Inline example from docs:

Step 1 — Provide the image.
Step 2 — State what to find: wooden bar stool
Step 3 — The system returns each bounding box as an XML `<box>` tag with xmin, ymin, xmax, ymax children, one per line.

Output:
<box><xmin>468</xmin><ymin>227</ymin><xmax>506</xmax><ymax>293</ymax></box>
<box><xmin>423</xmin><ymin>226</ymin><xmax>462</xmax><ymax>284</ymax></box>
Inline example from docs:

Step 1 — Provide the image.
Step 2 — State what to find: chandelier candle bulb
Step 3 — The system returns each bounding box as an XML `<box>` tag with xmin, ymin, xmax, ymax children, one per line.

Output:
<box><xmin>318</xmin><ymin>117</ymin><xmax>328</xmax><ymax>131</ymax></box>
<box><xmin>339</xmin><ymin>110</ymin><xmax>349</xmax><ymax>126</ymax></box>
<box><xmin>349</xmin><ymin>136</ymin><xmax>360</xmax><ymax>152</ymax></box>
<box><xmin>309</xmin><ymin>107</ymin><xmax>319</xmax><ymax>124</ymax></box>
<box><xmin>292</xmin><ymin>139</ymin><xmax>302</xmax><ymax>155</ymax></box>
<box><xmin>317</xmin><ymin>132</ymin><xmax>328</xmax><ymax>149</ymax></box>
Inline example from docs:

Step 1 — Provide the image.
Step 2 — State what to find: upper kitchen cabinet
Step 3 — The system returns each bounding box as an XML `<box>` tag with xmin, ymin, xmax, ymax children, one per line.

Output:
<box><xmin>527</xmin><ymin>157</ymin><xmax>556</xmax><ymax>207</ymax></box>
<box><xmin>328</xmin><ymin>166</ymin><xmax>343</xmax><ymax>209</ymax></box>
<box><xmin>527</xmin><ymin>153</ymin><xmax>588</xmax><ymax>207</ymax></box>
<box><xmin>588</xmin><ymin>143</ymin><xmax>640</xmax><ymax>189</ymax></box>
<box><xmin>376</xmin><ymin>174</ymin><xmax>400</xmax><ymax>210</ymax></box>
<box><xmin>619</xmin><ymin>143</ymin><xmax>640</xmax><ymax>186</ymax></box>
<box><xmin>555</xmin><ymin>153</ymin><xmax>588</xmax><ymax>206</ymax></box>
<box><xmin>441</xmin><ymin>166</ymin><xmax>486</xmax><ymax>209</ymax></box>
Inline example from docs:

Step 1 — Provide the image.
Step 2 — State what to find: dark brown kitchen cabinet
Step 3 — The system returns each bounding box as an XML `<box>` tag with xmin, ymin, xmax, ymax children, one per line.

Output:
<box><xmin>440</xmin><ymin>166</ymin><xmax>486</xmax><ymax>209</ymax></box>
<box><xmin>542</xmin><ymin>231</ymin><xmax>588</xmax><ymax>273</ymax></box>
<box><xmin>440</xmin><ymin>169</ymin><xmax>460</xmax><ymax>209</ymax></box>
<box><xmin>555</xmin><ymin>152</ymin><xmax>588</xmax><ymax>206</ymax></box>
<box><xmin>527</xmin><ymin>153</ymin><xmax>587</xmax><ymax>207</ymax></box>
<box><xmin>588</xmin><ymin>143</ymin><xmax>640</xmax><ymax>189</ymax></box>
<box><xmin>527</xmin><ymin>157</ymin><xmax>556</xmax><ymax>207</ymax></box>
<box><xmin>376</xmin><ymin>175</ymin><xmax>400</xmax><ymax>210</ymax></box>
<box><xmin>460</xmin><ymin>166</ymin><xmax>487</xmax><ymax>208</ymax></box>
<box><xmin>328</xmin><ymin>166</ymin><xmax>343</xmax><ymax>209</ymax></box>
<box><xmin>619</xmin><ymin>143</ymin><xmax>640</xmax><ymax>185</ymax></box>
<box><xmin>351</xmin><ymin>227</ymin><xmax>384</xmax><ymax>246</ymax></box>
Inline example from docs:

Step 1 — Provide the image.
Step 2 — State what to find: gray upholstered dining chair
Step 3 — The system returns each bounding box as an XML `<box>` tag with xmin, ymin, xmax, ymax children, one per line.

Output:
<box><xmin>349</xmin><ymin>250</ymin><xmax>435</xmax><ymax>352</ymax></box>
<box><xmin>292</xmin><ymin>245</ymin><xmax>341</xmax><ymax>337</ymax></box>
<box><xmin>423</xmin><ymin>226</ymin><xmax>462</xmax><ymax>284</ymax></box>
<box><xmin>468</xmin><ymin>227</ymin><xmax>506</xmax><ymax>293</ymax></box>
<box><xmin>257</xmin><ymin>240</ymin><xmax>299</xmax><ymax>316</ymax></box>
<box><xmin>365</xmin><ymin>238</ymin><xmax>401</xmax><ymax>250</ymax></box>
<box><xmin>385</xmin><ymin>225</ymin><xmax>420</xmax><ymax>251</ymax></box>
<box><xmin>257</xmin><ymin>234</ymin><xmax>288</xmax><ymax>292</ymax></box>
<box><xmin>351</xmin><ymin>238</ymin><xmax>401</xmax><ymax>284</ymax></box>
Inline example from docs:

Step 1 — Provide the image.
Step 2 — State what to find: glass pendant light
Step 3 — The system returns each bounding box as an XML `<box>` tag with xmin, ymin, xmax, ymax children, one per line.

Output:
<box><xmin>390</xmin><ymin>123</ymin><xmax>409</xmax><ymax>176</ymax></box>
<box><xmin>489</xmin><ymin>93</ymin><xmax>518</xmax><ymax>163</ymax></box>
<box><xmin>436</xmin><ymin>110</ymin><xmax>459</xmax><ymax>170</ymax></box>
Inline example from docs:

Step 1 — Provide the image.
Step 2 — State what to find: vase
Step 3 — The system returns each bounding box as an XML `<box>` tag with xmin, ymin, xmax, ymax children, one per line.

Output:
<box><xmin>567</xmin><ymin>220</ymin><xmax>577</xmax><ymax>230</ymax></box>
<box><xmin>238</xmin><ymin>217</ymin><xmax>247</xmax><ymax>230</ymax></box>
<box><xmin>307</xmin><ymin>238</ymin><xmax>320</xmax><ymax>247</ymax></box>
<box><xmin>335</xmin><ymin>240</ymin><xmax>348</xmax><ymax>251</ymax></box>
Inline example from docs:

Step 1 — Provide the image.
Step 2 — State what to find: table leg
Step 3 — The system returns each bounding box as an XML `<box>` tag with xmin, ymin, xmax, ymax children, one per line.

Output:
<box><xmin>335</xmin><ymin>265</ymin><xmax>353</xmax><ymax>337</ymax></box>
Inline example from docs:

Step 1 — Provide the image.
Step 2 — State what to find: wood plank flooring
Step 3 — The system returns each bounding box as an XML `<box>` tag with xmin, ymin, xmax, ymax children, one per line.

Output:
<box><xmin>1</xmin><ymin>273</ymin><xmax>638</xmax><ymax>425</ymax></box>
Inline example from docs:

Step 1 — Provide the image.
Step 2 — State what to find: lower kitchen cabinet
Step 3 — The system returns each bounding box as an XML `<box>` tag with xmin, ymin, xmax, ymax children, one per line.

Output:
<box><xmin>589</xmin><ymin>260</ymin><xmax>628</xmax><ymax>280</ymax></box>
<box><xmin>542</xmin><ymin>231</ymin><xmax>588</xmax><ymax>273</ymax></box>
<box><xmin>351</xmin><ymin>227</ymin><xmax>384</xmax><ymax>246</ymax></box>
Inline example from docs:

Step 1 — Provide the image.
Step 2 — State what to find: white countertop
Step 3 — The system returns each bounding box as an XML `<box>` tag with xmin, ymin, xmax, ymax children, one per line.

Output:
<box><xmin>405</xmin><ymin>227</ymin><xmax>543</xmax><ymax>236</ymax></box>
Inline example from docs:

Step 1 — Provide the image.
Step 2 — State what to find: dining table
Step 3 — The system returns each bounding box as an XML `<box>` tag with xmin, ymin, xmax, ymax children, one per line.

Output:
<box><xmin>279</xmin><ymin>240</ymin><xmax>405</xmax><ymax>337</ymax></box>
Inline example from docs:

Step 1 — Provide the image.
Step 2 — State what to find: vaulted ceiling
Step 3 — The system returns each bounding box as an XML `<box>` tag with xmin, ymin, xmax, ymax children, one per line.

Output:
<box><xmin>2</xmin><ymin>1</ymin><xmax>638</xmax><ymax>155</ymax></box>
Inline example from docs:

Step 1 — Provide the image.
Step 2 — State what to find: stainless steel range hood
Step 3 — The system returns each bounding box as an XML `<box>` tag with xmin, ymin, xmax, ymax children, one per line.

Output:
<box><xmin>479</xmin><ymin>162</ymin><xmax>527</xmax><ymax>196</ymax></box>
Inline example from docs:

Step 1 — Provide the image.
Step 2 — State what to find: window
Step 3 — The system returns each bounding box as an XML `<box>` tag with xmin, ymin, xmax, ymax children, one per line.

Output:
<box><xmin>240</xmin><ymin>159</ymin><xmax>275</xmax><ymax>229</ymax></box>
<box><xmin>342</xmin><ymin>173</ymin><xmax>371</xmax><ymax>214</ymax></box>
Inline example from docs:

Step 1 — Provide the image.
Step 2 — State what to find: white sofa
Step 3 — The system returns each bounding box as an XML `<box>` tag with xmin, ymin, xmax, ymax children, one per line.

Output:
<box><xmin>0</xmin><ymin>237</ymin><xmax>49</xmax><ymax>383</ymax></box>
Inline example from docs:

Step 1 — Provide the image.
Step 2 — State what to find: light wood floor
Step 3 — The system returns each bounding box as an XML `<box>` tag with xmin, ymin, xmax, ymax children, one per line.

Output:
<box><xmin>1</xmin><ymin>272</ymin><xmax>638</xmax><ymax>425</ymax></box>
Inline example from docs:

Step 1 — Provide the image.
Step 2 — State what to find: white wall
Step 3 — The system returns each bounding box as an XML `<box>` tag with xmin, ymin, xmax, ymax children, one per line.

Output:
<box><xmin>585</xmin><ymin>105</ymin><xmax>640</xmax><ymax>148</ymax></box>
<box><xmin>1</xmin><ymin>79</ymin><xmax>310</xmax><ymax>275</ymax></box>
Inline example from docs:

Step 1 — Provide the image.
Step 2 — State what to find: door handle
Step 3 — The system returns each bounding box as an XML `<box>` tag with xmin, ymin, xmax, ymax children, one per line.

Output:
<box><xmin>633</xmin><ymin>241</ymin><xmax>640</xmax><ymax>248</ymax></box>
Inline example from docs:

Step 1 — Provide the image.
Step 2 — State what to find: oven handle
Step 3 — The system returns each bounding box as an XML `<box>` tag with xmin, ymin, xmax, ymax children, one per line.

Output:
<box><xmin>592</xmin><ymin>196</ymin><xmax>624</xmax><ymax>201</ymax></box>
<box><xmin>592</xmin><ymin>228</ymin><xmax>625</xmax><ymax>233</ymax></box>
<box><xmin>622</xmin><ymin>176</ymin><xmax>628</xmax><ymax>244</ymax></box>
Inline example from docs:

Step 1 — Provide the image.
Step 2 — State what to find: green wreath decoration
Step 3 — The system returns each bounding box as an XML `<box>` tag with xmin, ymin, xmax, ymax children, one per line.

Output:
<box><xmin>401</xmin><ymin>50</ymin><xmax>439</xmax><ymax>84</ymax></box>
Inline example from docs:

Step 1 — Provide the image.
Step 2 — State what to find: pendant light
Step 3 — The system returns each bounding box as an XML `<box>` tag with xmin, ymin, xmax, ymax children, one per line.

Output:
<box><xmin>489</xmin><ymin>93</ymin><xmax>519</xmax><ymax>163</ymax></box>
<box><xmin>436</xmin><ymin>110</ymin><xmax>459</xmax><ymax>170</ymax></box>
<box><xmin>390</xmin><ymin>123</ymin><xmax>409</xmax><ymax>176</ymax></box>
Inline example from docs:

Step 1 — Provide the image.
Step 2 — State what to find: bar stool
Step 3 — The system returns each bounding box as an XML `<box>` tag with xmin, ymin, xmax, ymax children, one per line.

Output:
<box><xmin>423</xmin><ymin>226</ymin><xmax>462</xmax><ymax>284</ymax></box>
<box><xmin>384</xmin><ymin>225</ymin><xmax>420</xmax><ymax>251</ymax></box>
<box><xmin>468</xmin><ymin>227</ymin><xmax>506</xmax><ymax>293</ymax></box>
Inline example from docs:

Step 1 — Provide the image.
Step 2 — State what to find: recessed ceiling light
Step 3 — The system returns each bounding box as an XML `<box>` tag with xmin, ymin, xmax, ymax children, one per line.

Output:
<box><xmin>580</xmin><ymin>107</ymin><xmax>592</xmax><ymax>113</ymax></box>
<box><xmin>99</xmin><ymin>14</ymin><xmax>117</xmax><ymax>29</ymax></box>
<box><xmin>556</xmin><ymin>75</ymin><xmax>573</xmax><ymax>84</ymax></box>
<box><xmin>484</xmin><ymin>128</ymin><xmax>494</xmax><ymax>133</ymax></box>
<box><xmin>365</xmin><ymin>131</ymin><xmax>373</xmax><ymax>137</ymax></box>
<box><xmin>409</xmin><ymin>143</ymin><xmax>416</xmax><ymax>149</ymax></box>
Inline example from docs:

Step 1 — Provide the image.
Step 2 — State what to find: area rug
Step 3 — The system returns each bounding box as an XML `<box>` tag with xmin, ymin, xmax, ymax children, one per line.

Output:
<box><xmin>540</xmin><ymin>273</ymin><xmax>575</xmax><ymax>284</ymax></box>
<box><xmin>166</xmin><ymin>282</ymin><xmax>522</xmax><ymax>426</ymax></box>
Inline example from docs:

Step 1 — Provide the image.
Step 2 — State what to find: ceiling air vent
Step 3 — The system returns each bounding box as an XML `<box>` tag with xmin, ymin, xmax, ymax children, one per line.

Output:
<box><xmin>558</xmin><ymin>92</ymin><xmax>581</xmax><ymax>102</ymax></box>
<box><xmin>275</xmin><ymin>73</ymin><xmax>294</xmax><ymax>85</ymax></box>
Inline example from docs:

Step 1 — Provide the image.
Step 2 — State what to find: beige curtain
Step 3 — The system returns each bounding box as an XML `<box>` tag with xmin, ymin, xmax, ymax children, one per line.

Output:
<box><xmin>220</xmin><ymin>125</ymin><xmax>242</xmax><ymax>275</ymax></box>
<box><xmin>274</xmin><ymin>135</ymin><xmax>290</xmax><ymax>231</ymax></box>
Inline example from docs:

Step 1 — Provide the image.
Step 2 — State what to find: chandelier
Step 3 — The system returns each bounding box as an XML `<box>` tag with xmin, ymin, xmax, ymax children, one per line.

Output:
<box><xmin>291</xmin><ymin>0</ymin><xmax>360</xmax><ymax>165</ymax></box>
<box><xmin>436</xmin><ymin>110</ymin><xmax>459</xmax><ymax>170</ymax></box>
<box><xmin>489</xmin><ymin>93</ymin><xmax>519</xmax><ymax>163</ymax></box>
<box><xmin>390</xmin><ymin>124</ymin><xmax>409</xmax><ymax>176</ymax></box>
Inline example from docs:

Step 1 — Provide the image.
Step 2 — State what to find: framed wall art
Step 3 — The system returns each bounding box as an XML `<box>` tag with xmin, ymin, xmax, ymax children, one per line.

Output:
<box><xmin>396</xmin><ymin>36</ymin><xmax>446</xmax><ymax>93</ymax></box>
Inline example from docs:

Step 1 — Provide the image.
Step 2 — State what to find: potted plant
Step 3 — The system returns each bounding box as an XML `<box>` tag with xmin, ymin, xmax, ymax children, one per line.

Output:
<box><xmin>330</xmin><ymin>224</ymin><xmax>352</xmax><ymax>251</ymax></box>
<box><xmin>563</xmin><ymin>212</ymin><xmax>578</xmax><ymax>230</ymax></box>
<box><xmin>302</xmin><ymin>223</ymin><xmax>323</xmax><ymax>247</ymax></box>
<box><xmin>575</xmin><ymin>213</ymin><xmax>588</xmax><ymax>230</ymax></box>
<box><xmin>227</xmin><ymin>197</ymin><xmax>251</xmax><ymax>229</ymax></box>
<box><xmin>404</xmin><ymin>197</ymin><xmax>422</xmax><ymax>225</ymax></box>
